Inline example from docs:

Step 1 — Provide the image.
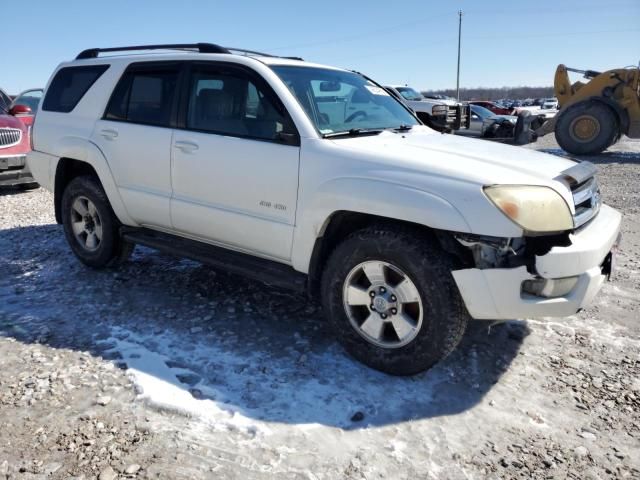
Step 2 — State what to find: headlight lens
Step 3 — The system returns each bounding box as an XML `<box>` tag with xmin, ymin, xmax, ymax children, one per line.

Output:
<box><xmin>484</xmin><ymin>185</ymin><xmax>573</xmax><ymax>233</ymax></box>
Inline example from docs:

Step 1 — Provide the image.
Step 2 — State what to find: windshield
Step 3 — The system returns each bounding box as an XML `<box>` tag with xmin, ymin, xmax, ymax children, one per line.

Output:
<box><xmin>12</xmin><ymin>89</ymin><xmax>43</xmax><ymax>112</ymax></box>
<box><xmin>396</xmin><ymin>87</ymin><xmax>423</xmax><ymax>101</ymax></box>
<box><xmin>271</xmin><ymin>66</ymin><xmax>418</xmax><ymax>136</ymax></box>
<box><xmin>471</xmin><ymin>105</ymin><xmax>495</xmax><ymax>119</ymax></box>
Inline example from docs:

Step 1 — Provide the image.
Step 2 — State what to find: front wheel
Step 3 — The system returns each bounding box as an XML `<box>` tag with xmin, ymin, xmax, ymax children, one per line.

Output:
<box><xmin>61</xmin><ymin>175</ymin><xmax>133</xmax><ymax>268</ymax></box>
<box><xmin>321</xmin><ymin>226</ymin><xmax>469</xmax><ymax>375</ymax></box>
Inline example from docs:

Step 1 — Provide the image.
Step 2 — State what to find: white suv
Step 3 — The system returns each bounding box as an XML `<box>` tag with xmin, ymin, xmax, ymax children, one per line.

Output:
<box><xmin>28</xmin><ymin>43</ymin><xmax>621</xmax><ymax>375</ymax></box>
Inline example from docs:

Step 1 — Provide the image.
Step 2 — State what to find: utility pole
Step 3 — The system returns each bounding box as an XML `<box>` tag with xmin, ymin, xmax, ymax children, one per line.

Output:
<box><xmin>456</xmin><ymin>10</ymin><xmax>463</xmax><ymax>102</ymax></box>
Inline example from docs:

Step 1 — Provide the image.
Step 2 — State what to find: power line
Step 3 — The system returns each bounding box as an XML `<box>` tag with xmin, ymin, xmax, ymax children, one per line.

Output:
<box><xmin>326</xmin><ymin>27</ymin><xmax>639</xmax><ymax>65</ymax></box>
<box><xmin>265</xmin><ymin>3</ymin><xmax>639</xmax><ymax>52</ymax></box>
<box><xmin>265</xmin><ymin>13</ymin><xmax>453</xmax><ymax>51</ymax></box>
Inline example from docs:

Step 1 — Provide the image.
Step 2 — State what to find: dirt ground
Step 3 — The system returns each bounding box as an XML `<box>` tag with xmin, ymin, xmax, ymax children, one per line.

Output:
<box><xmin>0</xmin><ymin>136</ymin><xmax>638</xmax><ymax>479</ymax></box>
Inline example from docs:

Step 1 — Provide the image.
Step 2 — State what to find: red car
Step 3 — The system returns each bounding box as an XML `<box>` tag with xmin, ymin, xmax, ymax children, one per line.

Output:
<box><xmin>0</xmin><ymin>88</ymin><xmax>37</xmax><ymax>188</ymax></box>
<box><xmin>469</xmin><ymin>101</ymin><xmax>513</xmax><ymax>116</ymax></box>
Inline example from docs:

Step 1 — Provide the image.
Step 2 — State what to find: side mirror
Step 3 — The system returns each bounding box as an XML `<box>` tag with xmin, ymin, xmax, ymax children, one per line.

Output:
<box><xmin>9</xmin><ymin>104</ymin><xmax>31</xmax><ymax>115</ymax></box>
<box><xmin>471</xmin><ymin>114</ymin><xmax>479</xmax><ymax>120</ymax></box>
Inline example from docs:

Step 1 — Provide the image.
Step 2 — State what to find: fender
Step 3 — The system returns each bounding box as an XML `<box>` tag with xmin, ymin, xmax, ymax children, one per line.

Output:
<box><xmin>290</xmin><ymin>177</ymin><xmax>473</xmax><ymax>273</ymax></box>
<box><xmin>53</xmin><ymin>136</ymin><xmax>136</xmax><ymax>226</ymax></box>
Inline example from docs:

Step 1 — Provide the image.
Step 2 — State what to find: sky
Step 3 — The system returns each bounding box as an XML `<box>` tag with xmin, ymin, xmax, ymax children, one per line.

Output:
<box><xmin>2</xmin><ymin>0</ymin><xmax>639</xmax><ymax>94</ymax></box>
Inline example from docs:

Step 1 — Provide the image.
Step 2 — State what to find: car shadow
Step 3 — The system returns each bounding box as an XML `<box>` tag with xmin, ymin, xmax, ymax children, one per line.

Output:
<box><xmin>0</xmin><ymin>185</ymin><xmax>35</xmax><ymax>197</ymax></box>
<box><xmin>0</xmin><ymin>223</ymin><xmax>528</xmax><ymax>429</ymax></box>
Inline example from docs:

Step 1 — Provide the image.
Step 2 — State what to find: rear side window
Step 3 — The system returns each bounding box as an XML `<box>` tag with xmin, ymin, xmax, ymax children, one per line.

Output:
<box><xmin>104</xmin><ymin>65</ymin><xmax>179</xmax><ymax>127</ymax></box>
<box><xmin>42</xmin><ymin>65</ymin><xmax>109</xmax><ymax>113</ymax></box>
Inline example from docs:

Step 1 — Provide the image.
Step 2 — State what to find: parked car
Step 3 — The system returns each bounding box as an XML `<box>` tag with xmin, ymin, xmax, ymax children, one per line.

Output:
<box><xmin>469</xmin><ymin>100</ymin><xmax>513</xmax><ymax>116</ymax></box>
<box><xmin>384</xmin><ymin>85</ymin><xmax>469</xmax><ymax>132</ymax></box>
<box><xmin>457</xmin><ymin>105</ymin><xmax>518</xmax><ymax>138</ymax></box>
<box><xmin>541</xmin><ymin>98</ymin><xmax>559</xmax><ymax>110</ymax></box>
<box><xmin>29</xmin><ymin>43</ymin><xmax>621</xmax><ymax>375</ymax></box>
<box><xmin>0</xmin><ymin>91</ymin><xmax>36</xmax><ymax>188</ymax></box>
<box><xmin>9</xmin><ymin>88</ymin><xmax>43</xmax><ymax>127</ymax></box>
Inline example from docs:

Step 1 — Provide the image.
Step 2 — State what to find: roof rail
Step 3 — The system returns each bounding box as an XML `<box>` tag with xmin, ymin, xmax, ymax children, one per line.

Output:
<box><xmin>225</xmin><ymin>48</ymin><xmax>304</xmax><ymax>61</ymax></box>
<box><xmin>76</xmin><ymin>43</ymin><xmax>230</xmax><ymax>59</ymax></box>
<box><xmin>226</xmin><ymin>47</ymin><xmax>274</xmax><ymax>57</ymax></box>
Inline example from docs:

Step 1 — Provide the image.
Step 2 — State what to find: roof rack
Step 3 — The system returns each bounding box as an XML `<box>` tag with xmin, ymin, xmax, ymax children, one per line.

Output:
<box><xmin>225</xmin><ymin>47</ymin><xmax>304</xmax><ymax>61</ymax></box>
<box><xmin>75</xmin><ymin>43</ymin><xmax>304</xmax><ymax>62</ymax></box>
<box><xmin>226</xmin><ymin>47</ymin><xmax>274</xmax><ymax>57</ymax></box>
<box><xmin>76</xmin><ymin>43</ymin><xmax>230</xmax><ymax>59</ymax></box>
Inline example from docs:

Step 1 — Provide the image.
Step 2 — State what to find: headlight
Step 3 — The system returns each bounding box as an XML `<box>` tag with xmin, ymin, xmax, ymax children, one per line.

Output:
<box><xmin>432</xmin><ymin>105</ymin><xmax>448</xmax><ymax>115</ymax></box>
<box><xmin>484</xmin><ymin>185</ymin><xmax>573</xmax><ymax>233</ymax></box>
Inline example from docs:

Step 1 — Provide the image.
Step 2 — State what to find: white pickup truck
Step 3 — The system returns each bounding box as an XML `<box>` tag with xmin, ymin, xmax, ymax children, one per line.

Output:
<box><xmin>28</xmin><ymin>43</ymin><xmax>621</xmax><ymax>375</ymax></box>
<box><xmin>383</xmin><ymin>85</ymin><xmax>470</xmax><ymax>131</ymax></box>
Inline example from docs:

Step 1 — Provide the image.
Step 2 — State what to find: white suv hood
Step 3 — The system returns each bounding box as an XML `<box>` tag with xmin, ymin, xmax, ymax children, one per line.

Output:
<box><xmin>329</xmin><ymin>127</ymin><xmax>577</xmax><ymax>188</ymax></box>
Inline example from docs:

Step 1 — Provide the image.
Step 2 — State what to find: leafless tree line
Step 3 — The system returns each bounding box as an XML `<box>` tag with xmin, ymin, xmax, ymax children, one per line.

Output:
<box><xmin>423</xmin><ymin>86</ymin><xmax>555</xmax><ymax>101</ymax></box>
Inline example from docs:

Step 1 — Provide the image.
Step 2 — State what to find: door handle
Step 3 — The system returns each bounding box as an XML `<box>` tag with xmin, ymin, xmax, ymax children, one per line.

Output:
<box><xmin>174</xmin><ymin>140</ymin><xmax>199</xmax><ymax>153</ymax></box>
<box><xmin>100</xmin><ymin>128</ymin><xmax>118</xmax><ymax>139</ymax></box>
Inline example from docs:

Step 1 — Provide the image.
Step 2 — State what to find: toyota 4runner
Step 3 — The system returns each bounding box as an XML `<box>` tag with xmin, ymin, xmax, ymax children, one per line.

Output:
<box><xmin>28</xmin><ymin>43</ymin><xmax>622</xmax><ymax>375</ymax></box>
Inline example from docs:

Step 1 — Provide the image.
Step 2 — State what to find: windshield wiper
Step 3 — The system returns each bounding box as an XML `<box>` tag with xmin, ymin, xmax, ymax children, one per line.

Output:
<box><xmin>393</xmin><ymin>124</ymin><xmax>413</xmax><ymax>131</ymax></box>
<box><xmin>322</xmin><ymin>128</ymin><xmax>384</xmax><ymax>138</ymax></box>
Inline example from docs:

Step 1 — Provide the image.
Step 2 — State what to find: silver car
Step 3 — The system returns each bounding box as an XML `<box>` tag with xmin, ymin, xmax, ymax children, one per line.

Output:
<box><xmin>458</xmin><ymin>105</ymin><xmax>518</xmax><ymax>138</ymax></box>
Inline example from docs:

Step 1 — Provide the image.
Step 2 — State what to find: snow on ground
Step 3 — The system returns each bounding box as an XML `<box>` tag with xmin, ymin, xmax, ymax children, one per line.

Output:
<box><xmin>0</xmin><ymin>137</ymin><xmax>639</xmax><ymax>479</ymax></box>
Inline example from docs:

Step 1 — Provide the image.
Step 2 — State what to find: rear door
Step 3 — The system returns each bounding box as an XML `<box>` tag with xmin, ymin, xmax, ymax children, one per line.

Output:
<box><xmin>91</xmin><ymin>61</ymin><xmax>182</xmax><ymax>229</ymax></box>
<box><xmin>170</xmin><ymin>62</ymin><xmax>300</xmax><ymax>261</ymax></box>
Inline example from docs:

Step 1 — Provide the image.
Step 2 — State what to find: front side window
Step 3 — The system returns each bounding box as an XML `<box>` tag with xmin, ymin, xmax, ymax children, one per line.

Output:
<box><xmin>186</xmin><ymin>67</ymin><xmax>294</xmax><ymax>141</ymax></box>
<box><xmin>271</xmin><ymin>66</ymin><xmax>418</xmax><ymax>136</ymax></box>
<box><xmin>105</xmin><ymin>65</ymin><xmax>179</xmax><ymax>127</ymax></box>
<box><xmin>471</xmin><ymin>105</ymin><xmax>494</xmax><ymax>119</ymax></box>
<box><xmin>43</xmin><ymin>65</ymin><xmax>109</xmax><ymax>113</ymax></box>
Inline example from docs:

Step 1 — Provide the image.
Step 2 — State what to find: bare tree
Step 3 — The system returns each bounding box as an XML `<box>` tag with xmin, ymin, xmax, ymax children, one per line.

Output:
<box><xmin>423</xmin><ymin>86</ymin><xmax>554</xmax><ymax>101</ymax></box>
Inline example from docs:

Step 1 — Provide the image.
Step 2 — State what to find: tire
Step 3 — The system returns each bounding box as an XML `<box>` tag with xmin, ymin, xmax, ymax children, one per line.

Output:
<box><xmin>554</xmin><ymin>101</ymin><xmax>619</xmax><ymax>155</ymax></box>
<box><xmin>320</xmin><ymin>225</ymin><xmax>469</xmax><ymax>376</ymax></box>
<box><xmin>609</xmin><ymin>130</ymin><xmax>622</xmax><ymax>149</ymax></box>
<box><xmin>61</xmin><ymin>175</ymin><xmax>133</xmax><ymax>268</ymax></box>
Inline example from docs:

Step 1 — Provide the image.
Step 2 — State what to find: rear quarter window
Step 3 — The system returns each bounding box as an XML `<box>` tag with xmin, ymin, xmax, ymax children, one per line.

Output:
<box><xmin>42</xmin><ymin>65</ymin><xmax>109</xmax><ymax>113</ymax></box>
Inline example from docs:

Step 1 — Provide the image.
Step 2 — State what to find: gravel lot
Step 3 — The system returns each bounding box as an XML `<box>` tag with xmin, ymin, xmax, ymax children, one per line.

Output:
<box><xmin>1</xmin><ymin>136</ymin><xmax>639</xmax><ymax>479</ymax></box>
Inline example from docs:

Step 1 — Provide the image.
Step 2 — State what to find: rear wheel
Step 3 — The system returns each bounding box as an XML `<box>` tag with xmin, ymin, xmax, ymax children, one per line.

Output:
<box><xmin>321</xmin><ymin>226</ymin><xmax>469</xmax><ymax>375</ymax></box>
<box><xmin>61</xmin><ymin>175</ymin><xmax>133</xmax><ymax>268</ymax></box>
<box><xmin>555</xmin><ymin>101</ymin><xmax>619</xmax><ymax>155</ymax></box>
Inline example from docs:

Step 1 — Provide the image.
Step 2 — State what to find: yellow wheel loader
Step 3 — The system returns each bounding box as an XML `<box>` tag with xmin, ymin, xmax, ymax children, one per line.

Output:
<box><xmin>531</xmin><ymin>64</ymin><xmax>640</xmax><ymax>155</ymax></box>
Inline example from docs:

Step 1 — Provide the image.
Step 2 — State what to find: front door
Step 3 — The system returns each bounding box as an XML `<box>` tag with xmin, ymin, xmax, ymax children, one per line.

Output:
<box><xmin>171</xmin><ymin>63</ymin><xmax>300</xmax><ymax>261</ymax></box>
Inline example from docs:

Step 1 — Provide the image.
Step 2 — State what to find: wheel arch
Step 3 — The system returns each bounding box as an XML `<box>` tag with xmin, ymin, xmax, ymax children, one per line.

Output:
<box><xmin>305</xmin><ymin>211</ymin><xmax>471</xmax><ymax>297</ymax></box>
<box><xmin>52</xmin><ymin>140</ymin><xmax>135</xmax><ymax>226</ymax></box>
<box><xmin>54</xmin><ymin>158</ymin><xmax>99</xmax><ymax>223</ymax></box>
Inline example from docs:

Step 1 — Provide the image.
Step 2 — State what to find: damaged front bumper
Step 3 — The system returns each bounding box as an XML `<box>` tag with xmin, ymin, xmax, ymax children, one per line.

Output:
<box><xmin>0</xmin><ymin>155</ymin><xmax>35</xmax><ymax>186</ymax></box>
<box><xmin>452</xmin><ymin>204</ymin><xmax>622</xmax><ymax>319</ymax></box>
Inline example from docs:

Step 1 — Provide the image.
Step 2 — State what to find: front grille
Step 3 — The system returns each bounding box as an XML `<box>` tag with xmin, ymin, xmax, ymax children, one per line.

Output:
<box><xmin>0</xmin><ymin>128</ymin><xmax>22</xmax><ymax>148</ymax></box>
<box><xmin>561</xmin><ymin>161</ymin><xmax>601</xmax><ymax>229</ymax></box>
<box><xmin>572</xmin><ymin>177</ymin><xmax>601</xmax><ymax>228</ymax></box>
<box><xmin>434</xmin><ymin>105</ymin><xmax>469</xmax><ymax>130</ymax></box>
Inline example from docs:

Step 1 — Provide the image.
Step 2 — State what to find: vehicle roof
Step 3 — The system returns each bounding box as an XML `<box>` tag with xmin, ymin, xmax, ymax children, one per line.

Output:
<box><xmin>62</xmin><ymin>51</ymin><xmax>347</xmax><ymax>72</ymax></box>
